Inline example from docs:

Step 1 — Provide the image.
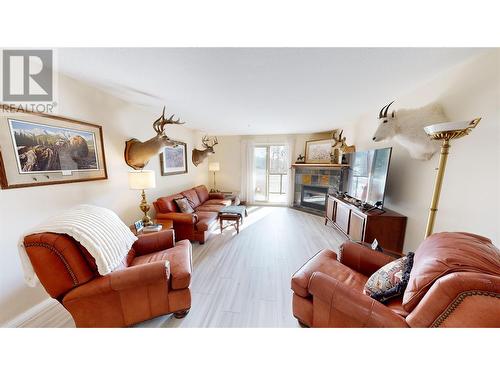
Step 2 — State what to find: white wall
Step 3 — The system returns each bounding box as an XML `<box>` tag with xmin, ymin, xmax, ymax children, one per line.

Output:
<box><xmin>0</xmin><ymin>74</ymin><xmax>208</xmax><ymax>325</ymax></box>
<box><xmin>353</xmin><ymin>50</ymin><xmax>500</xmax><ymax>251</ymax></box>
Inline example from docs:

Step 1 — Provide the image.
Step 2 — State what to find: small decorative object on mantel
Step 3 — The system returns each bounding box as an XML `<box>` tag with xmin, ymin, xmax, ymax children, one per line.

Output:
<box><xmin>125</xmin><ymin>106</ymin><xmax>185</xmax><ymax>170</ymax></box>
<box><xmin>160</xmin><ymin>141</ymin><xmax>188</xmax><ymax>176</ymax></box>
<box><xmin>192</xmin><ymin>135</ymin><xmax>218</xmax><ymax>166</ymax></box>
<box><xmin>295</xmin><ymin>154</ymin><xmax>305</xmax><ymax>163</ymax></box>
<box><xmin>372</xmin><ymin>101</ymin><xmax>448</xmax><ymax>160</ymax></box>
<box><xmin>330</xmin><ymin>148</ymin><xmax>341</xmax><ymax>164</ymax></box>
<box><xmin>0</xmin><ymin>107</ymin><xmax>107</xmax><ymax>189</ymax></box>
<box><xmin>423</xmin><ymin>118</ymin><xmax>481</xmax><ymax>239</ymax></box>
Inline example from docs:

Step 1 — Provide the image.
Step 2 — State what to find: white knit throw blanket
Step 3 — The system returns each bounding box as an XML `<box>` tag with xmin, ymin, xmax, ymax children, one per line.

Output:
<box><xmin>19</xmin><ymin>204</ymin><xmax>138</xmax><ymax>287</ymax></box>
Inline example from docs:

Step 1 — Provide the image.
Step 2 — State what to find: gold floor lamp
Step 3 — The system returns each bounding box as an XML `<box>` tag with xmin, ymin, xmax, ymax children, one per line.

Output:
<box><xmin>423</xmin><ymin>118</ymin><xmax>481</xmax><ymax>238</ymax></box>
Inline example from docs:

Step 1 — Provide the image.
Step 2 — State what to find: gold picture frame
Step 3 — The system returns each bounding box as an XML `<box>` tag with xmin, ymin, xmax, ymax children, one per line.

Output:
<box><xmin>304</xmin><ymin>138</ymin><xmax>335</xmax><ymax>164</ymax></box>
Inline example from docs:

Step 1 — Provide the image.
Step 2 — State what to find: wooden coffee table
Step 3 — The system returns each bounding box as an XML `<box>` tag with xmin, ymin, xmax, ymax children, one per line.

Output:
<box><xmin>218</xmin><ymin>205</ymin><xmax>248</xmax><ymax>234</ymax></box>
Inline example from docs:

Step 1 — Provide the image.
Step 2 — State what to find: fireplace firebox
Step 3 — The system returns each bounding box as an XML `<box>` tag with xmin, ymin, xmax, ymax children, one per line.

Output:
<box><xmin>300</xmin><ymin>185</ymin><xmax>329</xmax><ymax>211</ymax></box>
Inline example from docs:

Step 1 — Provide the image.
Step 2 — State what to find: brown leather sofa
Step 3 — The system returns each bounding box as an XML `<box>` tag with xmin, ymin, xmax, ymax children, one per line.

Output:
<box><xmin>292</xmin><ymin>232</ymin><xmax>500</xmax><ymax>328</ymax></box>
<box><xmin>153</xmin><ymin>185</ymin><xmax>231</xmax><ymax>244</ymax></box>
<box><xmin>24</xmin><ymin>229</ymin><xmax>192</xmax><ymax>327</ymax></box>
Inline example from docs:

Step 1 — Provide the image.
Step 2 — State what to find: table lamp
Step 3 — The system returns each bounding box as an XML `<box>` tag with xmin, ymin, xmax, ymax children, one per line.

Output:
<box><xmin>209</xmin><ymin>162</ymin><xmax>220</xmax><ymax>193</ymax></box>
<box><xmin>128</xmin><ymin>170</ymin><xmax>156</xmax><ymax>226</ymax></box>
<box><xmin>423</xmin><ymin>118</ymin><xmax>481</xmax><ymax>238</ymax></box>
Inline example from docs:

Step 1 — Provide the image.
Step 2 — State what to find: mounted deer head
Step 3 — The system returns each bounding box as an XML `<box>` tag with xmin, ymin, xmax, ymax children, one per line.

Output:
<box><xmin>192</xmin><ymin>135</ymin><xmax>218</xmax><ymax>167</ymax></box>
<box><xmin>336</xmin><ymin>130</ymin><xmax>356</xmax><ymax>154</ymax></box>
<box><xmin>124</xmin><ymin>107</ymin><xmax>185</xmax><ymax>170</ymax></box>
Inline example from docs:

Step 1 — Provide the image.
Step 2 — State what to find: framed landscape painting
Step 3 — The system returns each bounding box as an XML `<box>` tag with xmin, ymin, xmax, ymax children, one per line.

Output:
<box><xmin>305</xmin><ymin>138</ymin><xmax>335</xmax><ymax>164</ymax></box>
<box><xmin>160</xmin><ymin>141</ymin><xmax>188</xmax><ymax>176</ymax></box>
<box><xmin>0</xmin><ymin>108</ymin><xmax>107</xmax><ymax>189</ymax></box>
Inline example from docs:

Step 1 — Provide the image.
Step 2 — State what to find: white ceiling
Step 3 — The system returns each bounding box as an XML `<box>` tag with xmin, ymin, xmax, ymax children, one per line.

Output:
<box><xmin>56</xmin><ymin>48</ymin><xmax>486</xmax><ymax>135</ymax></box>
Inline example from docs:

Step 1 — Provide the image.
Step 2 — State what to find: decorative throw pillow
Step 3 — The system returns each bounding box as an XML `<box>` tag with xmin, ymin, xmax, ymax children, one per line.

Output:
<box><xmin>364</xmin><ymin>252</ymin><xmax>414</xmax><ymax>303</ymax></box>
<box><xmin>175</xmin><ymin>197</ymin><xmax>194</xmax><ymax>214</ymax></box>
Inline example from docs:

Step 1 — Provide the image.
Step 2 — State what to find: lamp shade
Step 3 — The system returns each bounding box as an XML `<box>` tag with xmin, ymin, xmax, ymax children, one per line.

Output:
<box><xmin>128</xmin><ymin>170</ymin><xmax>156</xmax><ymax>190</ymax></box>
<box><xmin>209</xmin><ymin>162</ymin><xmax>220</xmax><ymax>172</ymax></box>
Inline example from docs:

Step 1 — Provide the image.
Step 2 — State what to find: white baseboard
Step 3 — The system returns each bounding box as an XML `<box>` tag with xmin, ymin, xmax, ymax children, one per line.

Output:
<box><xmin>4</xmin><ymin>298</ymin><xmax>74</xmax><ymax>328</ymax></box>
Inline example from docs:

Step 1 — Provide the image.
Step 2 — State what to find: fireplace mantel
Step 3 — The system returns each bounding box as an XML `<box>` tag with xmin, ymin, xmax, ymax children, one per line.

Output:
<box><xmin>292</xmin><ymin>163</ymin><xmax>349</xmax><ymax>168</ymax></box>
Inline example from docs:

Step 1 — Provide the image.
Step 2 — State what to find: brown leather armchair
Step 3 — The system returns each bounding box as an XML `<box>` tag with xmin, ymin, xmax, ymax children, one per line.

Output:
<box><xmin>292</xmin><ymin>232</ymin><xmax>500</xmax><ymax>328</ymax></box>
<box><xmin>24</xmin><ymin>229</ymin><xmax>192</xmax><ymax>327</ymax></box>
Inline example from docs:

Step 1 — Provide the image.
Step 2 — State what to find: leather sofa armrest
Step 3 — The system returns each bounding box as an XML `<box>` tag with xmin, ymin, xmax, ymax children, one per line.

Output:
<box><xmin>156</xmin><ymin>212</ymin><xmax>198</xmax><ymax>224</ymax></box>
<box><xmin>406</xmin><ymin>272</ymin><xmax>500</xmax><ymax>327</ymax></box>
<box><xmin>64</xmin><ymin>262</ymin><xmax>170</xmax><ymax>302</ymax></box>
<box><xmin>208</xmin><ymin>192</ymin><xmax>224</xmax><ymax>199</ymax></box>
<box><xmin>338</xmin><ymin>241</ymin><xmax>395</xmax><ymax>277</ymax></box>
<box><xmin>132</xmin><ymin>229</ymin><xmax>175</xmax><ymax>256</ymax></box>
<box><xmin>309</xmin><ymin>272</ymin><xmax>408</xmax><ymax>327</ymax></box>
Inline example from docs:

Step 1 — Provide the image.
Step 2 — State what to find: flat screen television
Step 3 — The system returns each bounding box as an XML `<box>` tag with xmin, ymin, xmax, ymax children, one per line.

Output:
<box><xmin>342</xmin><ymin>147</ymin><xmax>392</xmax><ymax>207</ymax></box>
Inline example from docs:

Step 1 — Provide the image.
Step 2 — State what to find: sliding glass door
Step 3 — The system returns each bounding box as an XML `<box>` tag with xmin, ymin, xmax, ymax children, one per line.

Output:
<box><xmin>253</xmin><ymin>144</ymin><xmax>288</xmax><ymax>204</ymax></box>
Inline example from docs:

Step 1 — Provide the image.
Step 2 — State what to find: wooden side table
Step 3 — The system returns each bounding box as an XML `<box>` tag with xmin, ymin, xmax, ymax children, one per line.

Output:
<box><xmin>130</xmin><ymin>219</ymin><xmax>174</xmax><ymax>236</ymax></box>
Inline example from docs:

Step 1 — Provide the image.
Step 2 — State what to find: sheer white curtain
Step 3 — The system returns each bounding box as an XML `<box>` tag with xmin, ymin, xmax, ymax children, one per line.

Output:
<box><xmin>285</xmin><ymin>136</ymin><xmax>295</xmax><ymax>207</ymax></box>
<box><xmin>240</xmin><ymin>139</ymin><xmax>255</xmax><ymax>204</ymax></box>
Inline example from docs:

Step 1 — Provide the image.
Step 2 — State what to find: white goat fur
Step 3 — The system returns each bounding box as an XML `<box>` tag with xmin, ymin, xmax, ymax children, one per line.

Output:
<box><xmin>372</xmin><ymin>102</ymin><xmax>448</xmax><ymax>160</ymax></box>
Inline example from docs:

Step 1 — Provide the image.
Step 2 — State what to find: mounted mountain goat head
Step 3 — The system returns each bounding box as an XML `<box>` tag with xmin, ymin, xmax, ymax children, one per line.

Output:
<box><xmin>372</xmin><ymin>101</ymin><xmax>448</xmax><ymax>161</ymax></box>
<box><xmin>124</xmin><ymin>107</ymin><xmax>185</xmax><ymax>170</ymax></box>
<box><xmin>192</xmin><ymin>135</ymin><xmax>218</xmax><ymax>166</ymax></box>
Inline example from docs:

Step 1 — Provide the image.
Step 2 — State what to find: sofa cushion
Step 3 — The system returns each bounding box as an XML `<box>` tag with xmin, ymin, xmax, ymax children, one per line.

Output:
<box><xmin>403</xmin><ymin>232</ymin><xmax>500</xmax><ymax>312</ymax></box>
<box><xmin>204</xmin><ymin>199</ymin><xmax>232</xmax><ymax>206</ymax></box>
<box><xmin>155</xmin><ymin>194</ymin><xmax>183</xmax><ymax>213</ymax></box>
<box><xmin>195</xmin><ymin>204</ymin><xmax>225</xmax><ymax>213</ymax></box>
<box><xmin>131</xmin><ymin>240</ymin><xmax>192</xmax><ymax>290</ymax></box>
<box><xmin>175</xmin><ymin>197</ymin><xmax>194</xmax><ymax>214</ymax></box>
<box><xmin>194</xmin><ymin>185</ymin><xmax>209</xmax><ymax>203</ymax></box>
<box><xmin>364</xmin><ymin>253</ymin><xmax>414</xmax><ymax>303</ymax></box>
<box><xmin>194</xmin><ymin>211</ymin><xmax>218</xmax><ymax>232</ymax></box>
<box><xmin>181</xmin><ymin>189</ymin><xmax>201</xmax><ymax>208</ymax></box>
<box><xmin>291</xmin><ymin>249</ymin><xmax>368</xmax><ymax>298</ymax></box>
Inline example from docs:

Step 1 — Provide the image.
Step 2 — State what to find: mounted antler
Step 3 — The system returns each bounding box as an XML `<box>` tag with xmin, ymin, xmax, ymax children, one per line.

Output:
<box><xmin>379</xmin><ymin>101</ymin><xmax>395</xmax><ymax>119</ymax></box>
<box><xmin>336</xmin><ymin>130</ymin><xmax>355</xmax><ymax>154</ymax></box>
<box><xmin>201</xmin><ymin>135</ymin><xmax>218</xmax><ymax>148</ymax></box>
<box><xmin>124</xmin><ymin>107</ymin><xmax>185</xmax><ymax>170</ymax></box>
<box><xmin>153</xmin><ymin>106</ymin><xmax>185</xmax><ymax>135</ymax></box>
<box><xmin>192</xmin><ymin>135</ymin><xmax>219</xmax><ymax>167</ymax></box>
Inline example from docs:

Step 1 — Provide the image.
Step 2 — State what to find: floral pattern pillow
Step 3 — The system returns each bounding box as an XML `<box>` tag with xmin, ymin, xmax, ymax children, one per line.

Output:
<box><xmin>364</xmin><ymin>252</ymin><xmax>414</xmax><ymax>303</ymax></box>
<box><xmin>175</xmin><ymin>197</ymin><xmax>194</xmax><ymax>214</ymax></box>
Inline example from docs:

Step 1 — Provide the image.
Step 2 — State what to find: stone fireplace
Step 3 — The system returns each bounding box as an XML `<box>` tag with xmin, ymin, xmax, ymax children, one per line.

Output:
<box><xmin>293</xmin><ymin>166</ymin><xmax>344</xmax><ymax>214</ymax></box>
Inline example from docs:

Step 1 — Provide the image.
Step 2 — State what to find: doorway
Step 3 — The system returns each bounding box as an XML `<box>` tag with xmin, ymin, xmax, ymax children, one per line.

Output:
<box><xmin>253</xmin><ymin>144</ymin><xmax>289</xmax><ymax>204</ymax></box>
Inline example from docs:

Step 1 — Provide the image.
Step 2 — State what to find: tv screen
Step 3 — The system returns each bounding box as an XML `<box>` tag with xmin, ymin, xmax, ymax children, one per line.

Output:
<box><xmin>343</xmin><ymin>147</ymin><xmax>392</xmax><ymax>207</ymax></box>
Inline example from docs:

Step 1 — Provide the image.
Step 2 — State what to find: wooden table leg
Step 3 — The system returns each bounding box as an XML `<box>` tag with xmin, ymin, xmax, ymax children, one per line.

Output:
<box><xmin>220</xmin><ymin>217</ymin><xmax>223</xmax><ymax>233</ymax></box>
<box><xmin>236</xmin><ymin>218</ymin><xmax>239</xmax><ymax>234</ymax></box>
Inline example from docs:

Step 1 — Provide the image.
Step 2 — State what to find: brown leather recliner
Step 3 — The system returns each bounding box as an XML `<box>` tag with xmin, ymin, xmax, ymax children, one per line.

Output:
<box><xmin>24</xmin><ymin>229</ymin><xmax>192</xmax><ymax>327</ymax></box>
<box><xmin>292</xmin><ymin>232</ymin><xmax>500</xmax><ymax>328</ymax></box>
<box><xmin>153</xmin><ymin>185</ymin><xmax>231</xmax><ymax>244</ymax></box>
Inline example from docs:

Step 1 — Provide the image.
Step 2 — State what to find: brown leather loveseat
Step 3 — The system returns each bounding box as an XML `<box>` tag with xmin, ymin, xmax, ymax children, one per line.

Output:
<box><xmin>24</xmin><ymin>229</ymin><xmax>192</xmax><ymax>327</ymax></box>
<box><xmin>154</xmin><ymin>185</ymin><xmax>231</xmax><ymax>243</ymax></box>
<box><xmin>292</xmin><ymin>232</ymin><xmax>500</xmax><ymax>327</ymax></box>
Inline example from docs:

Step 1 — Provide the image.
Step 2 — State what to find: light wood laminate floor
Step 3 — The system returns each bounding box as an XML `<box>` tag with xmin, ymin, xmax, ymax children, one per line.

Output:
<box><xmin>137</xmin><ymin>206</ymin><xmax>344</xmax><ymax>328</ymax></box>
